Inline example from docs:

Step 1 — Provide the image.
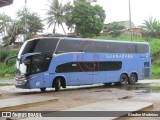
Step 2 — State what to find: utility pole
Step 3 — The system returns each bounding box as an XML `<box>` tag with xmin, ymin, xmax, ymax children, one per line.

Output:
<box><xmin>24</xmin><ymin>0</ymin><xmax>27</xmax><ymax>42</ymax></box>
<box><xmin>129</xmin><ymin>0</ymin><xmax>132</xmax><ymax>41</ymax></box>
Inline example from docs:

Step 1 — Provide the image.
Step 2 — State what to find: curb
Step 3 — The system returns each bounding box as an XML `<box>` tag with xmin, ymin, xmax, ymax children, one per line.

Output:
<box><xmin>0</xmin><ymin>96</ymin><xmax>59</xmax><ymax>111</ymax></box>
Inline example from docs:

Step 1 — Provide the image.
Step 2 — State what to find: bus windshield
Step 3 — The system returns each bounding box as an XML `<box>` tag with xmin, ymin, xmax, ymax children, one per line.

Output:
<box><xmin>16</xmin><ymin>38</ymin><xmax>59</xmax><ymax>75</ymax></box>
<box><xmin>18</xmin><ymin>38</ymin><xmax>59</xmax><ymax>57</ymax></box>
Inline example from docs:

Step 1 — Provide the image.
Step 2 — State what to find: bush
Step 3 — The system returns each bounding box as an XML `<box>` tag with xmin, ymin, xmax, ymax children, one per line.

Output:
<box><xmin>0</xmin><ymin>50</ymin><xmax>18</xmax><ymax>78</ymax></box>
<box><xmin>0</xmin><ymin>51</ymin><xmax>8</xmax><ymax>62</ymax></box>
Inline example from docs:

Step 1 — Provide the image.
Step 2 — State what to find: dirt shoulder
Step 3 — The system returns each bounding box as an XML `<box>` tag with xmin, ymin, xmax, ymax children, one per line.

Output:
<box><xmin>0</xmin><ymin>80</ymin><xmax>160</xmax><ymax>120</ymax></box>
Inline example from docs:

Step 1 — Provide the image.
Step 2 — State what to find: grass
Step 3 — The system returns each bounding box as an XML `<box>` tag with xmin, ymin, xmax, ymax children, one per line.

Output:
<box><xmin>151</xmin><ymin>64</ymin><xmax>160</xmax><ymax>79</ymax></box>
<box><xmin>0</xmin><ymin>83</ymin><xmax>13</xmax><ymax>86</ymax></box>
<box><xmin>0</xmin><ymin>50</ymin><xmax>18</xmax><ymax>79</ymax></box>
<box><xmin>0</xmin><ymin>77</ymin><xmax>14</xmax><ymax>80</ymax></box>
<box><xmin>97</xmin><ymin>35</ymin><xmax>146</xmax><ymax>42</ymax></box>
<box><xmin>131</xmin><ymin>82</ymin><xmax>160</xmax><ymax>92</ymax></box>
<box><xmin>149</xmin><ymin>86</ymin><xmax>160</xmax><ymax>92</ymax></box>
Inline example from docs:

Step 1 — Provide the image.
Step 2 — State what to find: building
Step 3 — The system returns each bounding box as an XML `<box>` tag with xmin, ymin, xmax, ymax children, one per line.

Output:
<box><xmin>103</xmin><ymin>20</ymin><xmax>142</xmax><ymax>37</ymax></box>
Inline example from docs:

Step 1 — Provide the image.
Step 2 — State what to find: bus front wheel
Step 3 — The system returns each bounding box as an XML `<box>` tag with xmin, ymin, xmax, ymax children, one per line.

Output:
<box><xmin>120</xmin><ymin>74</ymin><xmax>128</xmax><ymax>85</ymax></box>
<box><xmin>128</xmin><ymin>74</ymin><xmax>137</xmax><ymax>85</ymax></box>
<box><xmin>40</xmin><ymin>88</ymin><xmax>46</xmax><ymax>92</ymax></box>
<box><xmin>55</xmin><ymin>78</ymin><xmax>61</xmax><ymax>92</ymax></box>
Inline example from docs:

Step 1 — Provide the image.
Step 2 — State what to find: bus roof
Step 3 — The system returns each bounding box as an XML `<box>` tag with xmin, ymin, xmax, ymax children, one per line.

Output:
<box><xmin>26</xmin><ymin>37</ymin><xmax>149</xmax><ymax>45</ymax></box>
<box><xmin>64</xmin><ymin>37</ymin><xmax>149</xmax><ymax>45</ymax></box>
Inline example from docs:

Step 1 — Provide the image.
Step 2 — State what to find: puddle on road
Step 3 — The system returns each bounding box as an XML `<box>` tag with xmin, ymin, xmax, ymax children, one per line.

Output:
<box><xmin>116</xmin><ymin>83</ymin><xmax>153</xmax><ymax>94</ymax></box>
<box><xmin>94</xmin><ymin>90</ymin><xmax>112</xmax><ymax>92</ymax></box>
<box><xmin>117</xmin><ymin>96</ymin><xmax>133</xmax><ymax>100</ymax></box>
<box><xmin>124</xmin><ymin>87</ymin><xmax>152</xmax><ymax>93</ymax></box>
<box><xmin>134</xmin><ymin>89</ymin><xmax>151</xmax><ymax>94</ymax></box>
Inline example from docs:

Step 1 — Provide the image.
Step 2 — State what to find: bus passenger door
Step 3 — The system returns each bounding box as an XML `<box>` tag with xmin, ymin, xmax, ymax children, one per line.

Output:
<box><xmin>43</xmin><ymin>53</ymin><xmax>52</xmax><ymax>87</ymax></box>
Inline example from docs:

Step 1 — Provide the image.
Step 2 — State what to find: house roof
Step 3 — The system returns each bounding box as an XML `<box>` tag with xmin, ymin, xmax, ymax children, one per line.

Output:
<box><xmin>0</xmin><ymin>0</ymin><xmax>13</xmax><ymax>8</ymax></box>
<box><xmin>105</xmin><ymin>20</ymin><xmax>136</xmax><ymax>29</ymax></box>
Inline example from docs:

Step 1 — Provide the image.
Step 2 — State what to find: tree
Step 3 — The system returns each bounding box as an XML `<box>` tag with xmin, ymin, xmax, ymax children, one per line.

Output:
<box><xmin>17</xmin><ymin>8</ymin><xmax>44</xmax><ymax>40</ymax></box>
<box><xmin>140</xmin><ymin>17</ymin><xmax>160</xmax><ymax>38</ymax></box>
<box><xmin>71</xmin><ymin>1</ymin><xmax>105</xmax><ymax>37</ymax></box>
<box><xmin>8</xmin><ymin>21</ymin><xmax>21</xmax><ymax>45</ymax></box>
<box><xmin>1</xmin><ymin>9</ymin><xmax>44</xmax><ymax>45</ymax></box>
<box><xmin>107</xmin><ymin>22</ymin><xmax>125</xmax><ymax>38</ymax></box>
<box><xmin>2</xmin><ymin>19</ymin><xmax>23</xmax><ymax>45</ymax></box>
<box><xmin>63</xmin><ymin>2</ymin><xmax>74</xmax><ymax>31</ymax></box>
<box><xmin>0</xmin><ymin>13</ymin><xmax>19</xmax><ymax>45</ymax></box>
<box><xmin>0</xmin><ymin>13</ymin><xmax>12</xmax><ymax>36</ymax></box>
<box><xmin>45</xmin><ymin>0</ymin><xmax>68</xmax><ymax>35</ymax></box>
<box><xmin>92</xmin><ymin>5</ymin><xmax>106</xmax><ymax>36</ymax></box>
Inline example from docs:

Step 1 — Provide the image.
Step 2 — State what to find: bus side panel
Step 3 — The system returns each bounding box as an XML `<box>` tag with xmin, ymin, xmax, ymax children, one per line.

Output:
<box><xmin>92</xmin><ymin>71</ymin><xmax>105</xmax><ymax>84</ymax></box>
<box><xmin>106</xmin><ymin>71</ymin><xmax>118</xmax><ymax>83</ymax></box>
<box><xmin>28</xmin><ymin>73</ymin><xmax>44</xmax><ymax>89</ymax></box>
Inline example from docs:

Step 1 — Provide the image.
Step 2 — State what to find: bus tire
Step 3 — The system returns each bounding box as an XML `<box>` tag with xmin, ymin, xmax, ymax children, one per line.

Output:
<box><xmin>40</xmin><ymin>88</ymin><xmax>46</xmax><ymax>92</ymax></box>
<box><xmin>119</xmin><ymin>74</ymin><xmax>128</xmax><ymax>85</ymax></box>
<box><xmin>128</xmin><ymin>73</ymin><xmax>137</xmax><ymax>85</ymax></box>
<box><xmin>103</xmin><ymin>83</ymin><xmax>112</xmax><ymax>86</ymax></box>
<box><xmin>55</xmin><ymin>78</ymin><xmax>61</xmax><ymax>92</ymax></box>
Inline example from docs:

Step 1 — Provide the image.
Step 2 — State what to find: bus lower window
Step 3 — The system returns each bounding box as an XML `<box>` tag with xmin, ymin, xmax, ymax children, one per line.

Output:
<box><xmin>55</xmin><ymin>61</ymin><xmax>122</xmax><ymax>73</ymax></box>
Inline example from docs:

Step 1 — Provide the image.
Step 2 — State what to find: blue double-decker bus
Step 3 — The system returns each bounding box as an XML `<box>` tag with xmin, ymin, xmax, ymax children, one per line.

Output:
<box><xmin>9</xmin><ymin>37</ymin><xmax>151</xmax><ymax>92</ymax></box>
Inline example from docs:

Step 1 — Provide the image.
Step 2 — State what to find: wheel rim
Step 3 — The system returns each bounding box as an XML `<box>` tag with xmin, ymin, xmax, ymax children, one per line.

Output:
<box><xmin>121</xmin><ymin>75</ymin><xmax>128</xmax><ymax>85</ymax></box>
<box><xmin>130</xmin><ymin>75</ymin><xmax>136</xmax><ymax>83</ymax></box>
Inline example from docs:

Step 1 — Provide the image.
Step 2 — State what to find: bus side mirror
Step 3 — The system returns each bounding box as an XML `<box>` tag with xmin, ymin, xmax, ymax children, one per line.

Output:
<box><xmin>20</xmin><ymin>52</ymin><xmax>42</xmax><ymax>64</ymax></box>
<box><xmin>5</xmin><ymin>55</ymin><xmax>17</xmax><ymax>66</ymax></box>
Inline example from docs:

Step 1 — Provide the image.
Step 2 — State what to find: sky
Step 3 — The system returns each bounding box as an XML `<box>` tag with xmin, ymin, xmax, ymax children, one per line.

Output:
<box><xmin>0</xmin><ymin>0</ymin><xmax>160</xmax><ymax>34</ymax></box>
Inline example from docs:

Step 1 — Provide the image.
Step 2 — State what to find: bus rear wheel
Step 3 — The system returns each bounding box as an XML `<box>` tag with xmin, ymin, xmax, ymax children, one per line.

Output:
<box><xmin>119</xmin><ymin>74</ymin><xmax>128</xmax><ymax>85</ymax></box>
<box><xmin>55</xmin><ymin>78</ymin><xmax>61</xmax><ymax>92</ymax></box>
<box><xmin>128</xmin><ymin>74</ymin><xmax>137</xmax><ymax>85</ymax></box>
<box><xmin>40</xmin><ymin>88</ymin><xmax>46</xmax><ymax>92</ymax></box>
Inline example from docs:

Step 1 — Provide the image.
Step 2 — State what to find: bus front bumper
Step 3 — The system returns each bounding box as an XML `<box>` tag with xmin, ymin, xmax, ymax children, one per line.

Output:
<box><xmin>14</xmin><ymin>76</ymin><xmax>30</xmax><ymax>89</ymax></box>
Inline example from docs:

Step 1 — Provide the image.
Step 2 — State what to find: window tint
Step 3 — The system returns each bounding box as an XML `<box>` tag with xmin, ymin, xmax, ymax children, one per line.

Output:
<box><xmin>55</xmin><ymin>61</ymin><xmax>122</xmax><ymax>73</ymax></box>
<box><xmin>99</xmin><ymin>62</ymin><xmax>122</xmax><ymax>71</ymax></box>
<box><xmin>20</xmin><ymin>38</ymin><xmax>59</xmax><ymax>55</ymax></box>
<box><xmin>136</xmin><ymin>44</ymin><xmax>149</xmax><ymax>53</ymax></box>
<box><xmin>56</xmin><ymin>40</ymin><xmax>96</xmax><ymax>53</ymax></box>
<box><xmin>30</xmin><ymin>55</ymin><xmax>44</xmax><ymax>74</ymax></box>
<box><xmin>56</xmin><ymin>39</ymin><xmax>149</xmax><ymax>54</ymax></box>
<box><xmin>25</xmin><ymin>54</ymin><xmax>52</xmax><ymax>75</ymax></box>
<box><xmin>56</xmin><ymin>40</ymin><xmax>81</xmax><ymax>54</ymax></box>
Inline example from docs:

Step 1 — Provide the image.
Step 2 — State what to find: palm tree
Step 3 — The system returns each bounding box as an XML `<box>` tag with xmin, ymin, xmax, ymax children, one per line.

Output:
<box><xmin>45</xmin><ymin>0</ymin><xmax>67</xmax><ymax>35</ymax></box>
<box><xmin>0</xmin><ymin>13</ymin><xmax>11</xmax><ymax>36</ymax></box>
<box><xmin>107</xmin><ymin>22</ymin><xmax>125</xmax><ymax>38</ymax></box>
<box><xmin>17</xmin><ymin>8</ymin><xmax>44</xmax><ymax>40</ymax></box>
<box><xmin>140</xmin><ymin>17</ymin><xmax>160</xmax><ymax>38</ymax></box>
